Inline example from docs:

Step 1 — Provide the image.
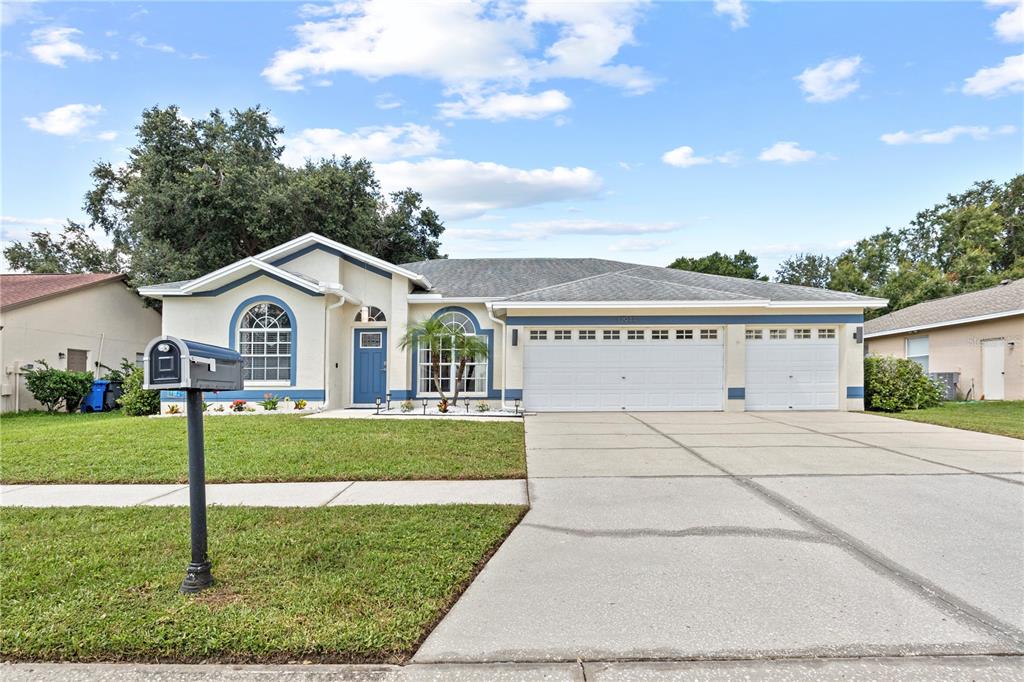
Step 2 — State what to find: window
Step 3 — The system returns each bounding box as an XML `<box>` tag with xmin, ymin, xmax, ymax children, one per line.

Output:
<box><xmin>418</xmin><ymin>310</ymin><xmax>487</xmax><ymax>395</ymax></box>
<box><xmin>627</xmin><ymin>329</ymin><xmax>645</xmax><ymax>341</ymax></box>
<box><xmin>746</xmin><ymin>329</ymin><xmax>763</xmax><ymax>341</ymax></box>
<box><xmin>578</xmin><ymin>330</ymin><xmax>596</xmax><ymax>340</ymax></box>
<box><xmin>676</xmin><ymin>329</ymin><xmax>693</xmax><ymax>340</ymax></box>
<box><xmin>906</xmin><ymin>336</ymin><xmax>929</xmax><ymax>373</ymax></box>
<box><xmin>554</xmin><ymin>329</ymin><xmax>572</xmax><ymax>341</ymax></box>
<box><xmin>700</xmin><ymin>329</ymin><xmax>718</xmax><ymax>340</ymax></box>
<box><xmin>530</xmin><ymin>330</ymin><xmax>547</xmax><ymax>341</ymax></box>
<box><xmin>239</xmin><ymin>303</ymin><xmax>292</xmax><ymax>382</ymax></box>
<box><xmin>359</xmin><ymin>331</ymin><xmax>382</xmax><ymax>348</ymax></box>
<box><xmin>817</xmin><ymin>328</ymin><xmax>836</xmax><ymax>339</ymax></box>
<box><xmin>603</xmin><ymin>329</ymin><xmax>621</xmax><ymax>341</ymax></box>
<box><xmin>651</xmin><ymin>329</ymin><xmax>669</xmax><ymax>340</ymax></box>
<box><xmin>794</xmin><ymin>328</ymin><xmax>811</xmax><ymax>340</ymax></box>
<box><xmin>769</xmin><ymin>329</ymin><xmax>787</xmax><ymax>340</ymax></box>
<box><xmin>135</xmin><ymin>352</ymin><xmax>145</xmax><ymax>367</ymax></box>
<box><xmin>354</xmin><ymin>306</ymin><xmax>386</xmax><ymax>323</ymax></box>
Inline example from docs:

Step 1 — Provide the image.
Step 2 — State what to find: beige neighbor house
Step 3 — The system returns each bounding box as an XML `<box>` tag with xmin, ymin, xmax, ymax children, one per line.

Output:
<box><xmin>0</xmin><ymin>273</ymin><xmax>162</xmax><ymax>412</ymax></box>
<box><xmin>865</xmin><ymin>279</ymin><xmax>1024</xmax><ymax>401</ymax></box>
<box><xmin>140</xmin><ymin>233</ymin><xmax>887</xmax><ymax>413</ymax></box>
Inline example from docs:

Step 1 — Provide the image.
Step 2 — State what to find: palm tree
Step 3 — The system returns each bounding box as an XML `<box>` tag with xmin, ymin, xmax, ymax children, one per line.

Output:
<box><xmin>399</xmin><ymin>318</ymin><xmax>489</xmax><ymax>404</ymax></box>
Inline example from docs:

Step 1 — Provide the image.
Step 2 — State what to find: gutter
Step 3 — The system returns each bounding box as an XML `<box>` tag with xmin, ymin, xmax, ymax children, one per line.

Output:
<box><xmin>485</xmin><ymin>303</ymin><xmax>508</xmax><ymax>410</ymax></box>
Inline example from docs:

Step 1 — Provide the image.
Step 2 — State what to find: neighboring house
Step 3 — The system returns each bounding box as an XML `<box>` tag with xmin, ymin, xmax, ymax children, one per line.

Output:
<box><xmin>140</xmin><ymin>233</ymin><xmax>886</xmax><ymax>413</ymax></box>
<box><xmin>0</xmin><ymin>273</ymin><xmax>163</xmax><ymax>412</ymax></box>
<box><xmin>865</xmin><ymin>279</ymin><xmax>1024</xmax><ymax>401</ymax></box>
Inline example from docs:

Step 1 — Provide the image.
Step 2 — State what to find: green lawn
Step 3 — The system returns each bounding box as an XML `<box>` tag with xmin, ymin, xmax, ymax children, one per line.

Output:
<box><xmin>878</xmin><ymin>400</ymin><xmax>1024</xmax><ymax>439</ymax></box>
<box><xmin>1</xmin><ymin>505</ymin><xmax>525</xmax><ymax>663</ymax></box>
<box><xmin>0</xmin><ymin>412</ymin><xmax>526</xmax><ymax>484</ymax></box>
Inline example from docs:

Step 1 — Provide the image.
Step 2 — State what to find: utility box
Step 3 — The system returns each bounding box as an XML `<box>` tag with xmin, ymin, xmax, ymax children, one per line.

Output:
<box><xmin>143</xmin><ymin>336</ymin><xmax>244</xmax><ymax>392</ymax></box>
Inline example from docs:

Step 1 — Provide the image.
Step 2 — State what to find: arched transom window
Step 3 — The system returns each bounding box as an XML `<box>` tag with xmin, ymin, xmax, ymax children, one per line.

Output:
<box><xmin>354</xmin><ymin>305</ymin><xmax>387</xmax><ymax>323</ymax></box>
<box><xmin>238</xmin><ymin>303</ymin><xmax>292</xmax><ymax>382</ymax></box>
<box><xmin>417</xmin><ymin>310</ymin><xmax>487</xmax><ymax>395</ymax></box>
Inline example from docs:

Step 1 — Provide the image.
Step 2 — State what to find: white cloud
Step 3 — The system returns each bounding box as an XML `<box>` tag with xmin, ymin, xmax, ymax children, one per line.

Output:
<box><xmin>281</xmin><ymin>124</ymin><xmax>444</xmax><ymax>165</ymax></box>
<box><xmin>28</xmin><ymin>27</ymin><xmax>101</xmax><ymax>67</ymax></box>
<box><xmin>97</xmin><ymin>130</ymin><xmax>119</xmax><ymax>141</ymax></box>
<box><xmin>449</xmin><ymin>219</ymin><xmax>682</xmax><ymax>242</ymax></box>
<box><xmin>132</xmin><ymin>35</ymin><xmax>175</xmax><ymax>53</ymax></box>
<box><xmin>713</xmin><ymin>0</ymin><xmax>748</xmax><ymax>29</ymax></box>
<box><xmin>795</xmin><ymin>56</ymin><xmax>863</xmax><ymax>103</ymax></box>
<box><xmin>661</xmin><ymin>146</ymin><xmax>713</xmax><ymax>168</ymax></box>
<box><xmin>439</xmin><ymin>89</ymin><xmax>572</xmax><ymax>121</ymax></box>
<box><xmin>608</xmin><ymin>237</ymin><xmax>672</xmax><ymax>253</ymax></box>
<box><xmin>988</xmin><ymin>0</ymin><xmax>1024</xmax><ymax>42</ymax></box>
<box><xmin>377</xmin><ymin>159</ymin><xmax>603</xmax><ymax>220</ymax></box>
<box><xmin>2</xmin><ymin>1</ymin><xmax>44</xmax><ymax>27</ymax></box>
<box><xmin>963</xmin><ymin>54</ymin><xmax>1024</xmax><ymax>97</ymax></box>
<box><xmin>24</xmin><ymin>103</ymin><xmax>103</xmax><ymax>136</ymax></box>
<box><xmin>0</xmin><ymin>215</ymin><xmax>66</xmax><ymax>244</ymax></box>
<box><xmin>758</xmin><ymin>141</ymin><xmax>817</xmax><ymax>164</ymax></box>
<box><xmin>374</xmin><ymin>93</ymin><xmax>403</xmax><ymax>110</ymax></box>
<box><xmin>880</xmin><ymin>124</ymin><xmax>1016</xmax><ymax>145</ymax></box>
<box><xmin>262</xmin><ymin>0</ymin><xmax>653</xmax><ymax>96</ymax></box>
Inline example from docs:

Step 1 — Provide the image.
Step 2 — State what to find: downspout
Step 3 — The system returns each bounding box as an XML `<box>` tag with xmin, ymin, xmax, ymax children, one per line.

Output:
<box><xmin>323</xmin><ymin>295</ymin><xmax>347</xmax><ymax>411</ymax></box>
<box><xmin>485</xmin><ymin>303</ymin><xmax>508</xmax><ymax>410</ymax></box>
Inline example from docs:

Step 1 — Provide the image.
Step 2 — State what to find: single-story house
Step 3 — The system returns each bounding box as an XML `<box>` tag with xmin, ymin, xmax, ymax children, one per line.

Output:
<box><xmin>865</xmin><ymin>279</ymin><xmax>1023</xmax><ymax>401</ymax></box>
<box><xmin>140</xmin><ymin>233</ymin><xmax>886</xmax><ymax>412</ymax></box>
<box><xmin>1</xmin><ymin>273</ymin><xmax>163</xmax><ymax>412</ymax></box>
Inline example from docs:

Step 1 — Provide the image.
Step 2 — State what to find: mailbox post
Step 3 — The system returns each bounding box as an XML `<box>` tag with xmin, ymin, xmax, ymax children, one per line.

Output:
<box><xmin>143</xmin><ymin>336</ymin><xmax>244</xmax><ymax>594</ymax></box>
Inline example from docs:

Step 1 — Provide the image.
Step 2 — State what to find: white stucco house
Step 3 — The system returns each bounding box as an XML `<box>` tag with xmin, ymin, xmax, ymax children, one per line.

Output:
<box><xmin>139</xmin><ymin>233</ymin><xmax>887</xmax><ymax>412</ymax></box>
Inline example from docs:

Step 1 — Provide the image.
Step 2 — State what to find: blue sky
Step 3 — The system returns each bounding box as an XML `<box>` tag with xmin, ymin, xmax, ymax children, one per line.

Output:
<box><xmin>2</xmin><ymin>1</ymin><xmax>1022</xmax><ymax>274</ymax></box>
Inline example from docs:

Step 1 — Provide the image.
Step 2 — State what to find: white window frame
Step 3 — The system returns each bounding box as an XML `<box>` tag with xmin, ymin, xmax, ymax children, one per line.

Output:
<box><xmin>651</xmin><ymin>329</ymin><xmax>669</xmax><ymax>340</ymax></box>
<box><xmin>238</xmin><ymin>302</ymin><xmax>292</xmax><ymax>385</ymax></box>
<box><xmin>676</xmin><ymin>329</ymin><xmax>694</xmax><ymax>340</ymax></box>
<box><xmin>627</xmin><ymin>329</ymin><xmax>645</xmax><ymax>341</ymax></box>
<box><xmin>906</xmin><ymin>335</ymin><xmax>929</xmax><ymax>373</ymax></box>
<box><xmin>554</xmin><ymin>329</ymin><xmax>572</xmax><ymax>341</ymax></box>
<box><xmin>578</xmin><ymin>330</ymin><xmax>596</xmax><ymax>340</ymax></box>
<box><xmin>793</xmin><ymin>328</ymin><xmax>812</xmax><ymax>340</ymax></box>
<box><xmin>354</xmin><ymin>305</ymin><xmax>387</xmax><ymax>323</ymax></box>
<box><xmin>746</xmin><ymin>328</ymin><xmax>763</xmax><ymax>341</ymax></box>
<box><xmin>417</xmin><ymin>311</ymin><xmax>487</xmax><ymax>397</ymax></box>
<box><xmin>700</xmin><ymin>328</ymin><xmax>718</xmax><ymax>340</ymax></box>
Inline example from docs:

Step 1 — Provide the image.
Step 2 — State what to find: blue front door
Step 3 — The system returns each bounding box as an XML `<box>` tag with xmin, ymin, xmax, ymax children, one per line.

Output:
<box><xmin>353</xmin><ymin>329</ymin><xmax>387</xmax><ymax>404</ymax></box>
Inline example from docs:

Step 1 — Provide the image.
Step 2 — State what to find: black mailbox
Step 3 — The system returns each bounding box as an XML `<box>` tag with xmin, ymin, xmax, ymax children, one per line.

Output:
<box><xmin>143</xmin><ymin>336</ymin><xmax>244</xmax><ymax>391</ymax></box>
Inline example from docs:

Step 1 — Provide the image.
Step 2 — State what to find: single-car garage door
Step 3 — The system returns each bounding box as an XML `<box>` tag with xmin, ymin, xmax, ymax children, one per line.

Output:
<box><xmin>524</xmin><ymin>327</ymin><xmax>724</xmax><ymax>411</ymax></box>
<box><xmin>745</xmin><ymin>326</ymin><xmax>839</xmax><ymax>410</ymax></box>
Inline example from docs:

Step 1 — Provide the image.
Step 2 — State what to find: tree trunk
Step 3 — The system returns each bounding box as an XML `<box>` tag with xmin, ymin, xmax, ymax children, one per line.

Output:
<box><xmin>452</xmin><ymin>356</ymin><xmax>468</xmax><ymax>404</ymax></box>
<box><xmin>430</xmin><ymin>351</ymin><xmax>446</xmax><ymax>401</ymax></box>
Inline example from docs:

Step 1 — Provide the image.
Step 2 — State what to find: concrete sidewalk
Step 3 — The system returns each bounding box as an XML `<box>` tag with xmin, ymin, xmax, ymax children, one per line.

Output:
<box><xmin>0</xmin><ymin>479</ymin><xmax>528</xmax><ymax>507</ymax></box>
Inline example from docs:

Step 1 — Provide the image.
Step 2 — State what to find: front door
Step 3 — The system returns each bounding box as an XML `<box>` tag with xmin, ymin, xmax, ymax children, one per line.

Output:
<box><xmin>982</xmin><ymin>339</ymin><xmax>1005</xmax><ymax>400</ymax></box>
<box><xmin>353</xmin><ymin>329</ymin><xmax>387</xmax><ymax>405</ymax></box>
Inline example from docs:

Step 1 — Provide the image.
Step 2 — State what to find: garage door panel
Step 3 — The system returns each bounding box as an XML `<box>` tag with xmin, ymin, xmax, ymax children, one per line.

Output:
<box><xmin>746</xmin><ymin>337</ymin><xmax>838</xmax><ymax>411</ymax></box>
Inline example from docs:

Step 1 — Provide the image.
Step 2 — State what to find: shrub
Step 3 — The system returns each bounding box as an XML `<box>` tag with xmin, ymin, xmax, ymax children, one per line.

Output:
<box><xmin>117</xmin><ymin>365</ymin><xmax>161</xmax><ymax>416</ymax></box>
<box><xmin>260</xmin><ymin>393</ymin><xmax>280</xmax><ymax>411</ymax></box>
<box><xmin>231</xmin><ymin>399</ymin><xmax>247</xmax><ymax>412</ymax></box>
<box><xmin>476</xmin><ymin>401</ymin><xmax>491</xmax><ymax>412</ymax></box>
<box><xmin>294</xmin><ymin>399</ymin><xmax>308</xmax><ymax>410</ymax></box>
<box><xmin>864</xmin><ymin>355</ymin><xmax>944</xmax><ymax>412</ymax></box>
<box><xmin>23</xmin><ymin>360</ymin><xmax>94</xmax><ymax>413</ymax></box>
<box><xmin>400</xmin><ymin>400</ymin><xmax>414</xmax><ymax>413</ymax></box>
<box><xmin>437</xmin><ymin>398</ymin><xmax>449</xmax><ymax>413</ymax></box>
<box><xmin>166</xmin><ymin>404</ymin><xmax>181</xmax><ymax>415</ymax></box>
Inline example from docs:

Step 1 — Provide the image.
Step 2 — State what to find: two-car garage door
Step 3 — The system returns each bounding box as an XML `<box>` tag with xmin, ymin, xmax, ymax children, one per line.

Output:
<box><xmin>523</xmin><ymin>327</ymin><xmax>724</xmax><ymax>411</ymax></box>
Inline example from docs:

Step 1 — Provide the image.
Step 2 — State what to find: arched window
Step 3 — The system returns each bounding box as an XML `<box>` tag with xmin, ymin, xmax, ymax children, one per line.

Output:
<box><xmin>417</xmin><ymin>309</ymin><xmax>487</xmax><ymax>395</ymax></box>
<box><xmin>238</xmin><ymin>302</ymin><xmax>292</xmax><ymax>382</ymax></box>
<box><xmin>354</xmin><ymin>305</ymin><xmax>387</xmax><ymax>323</ymax></box>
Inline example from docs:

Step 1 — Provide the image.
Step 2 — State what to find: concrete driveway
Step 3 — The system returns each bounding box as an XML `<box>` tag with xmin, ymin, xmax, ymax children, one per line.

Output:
<box><xmin>415</xmin><ymin>410</ymin><xmax>1024</xmax><ymax>667</ymax></box>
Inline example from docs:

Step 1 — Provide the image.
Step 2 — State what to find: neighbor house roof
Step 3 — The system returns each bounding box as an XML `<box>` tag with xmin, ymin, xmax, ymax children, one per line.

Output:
<box><xmin>0</xmin><ymin>273</ymin><xmax>125</xmax><ymax>311</ymax></box>
<box><xmin>865</xmin><ymin>278</ymin><xmax>1024</xmax><ymax>337</ymax></box>
<box><xmin>402</xmin><ymin>258</ymin><xmax>884</xmax><ymax>306</ymax></box>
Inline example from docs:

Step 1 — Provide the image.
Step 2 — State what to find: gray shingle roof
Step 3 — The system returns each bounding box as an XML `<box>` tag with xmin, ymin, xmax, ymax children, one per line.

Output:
<box><xmin>865</xmin><ymin>279</ymin><xmax>1024</xmax><ymax>336</ymax></box>
<box><xmin>402</xmin><ymin>258</ymin><xmax>880</xmax><ymax>303</ymax></box>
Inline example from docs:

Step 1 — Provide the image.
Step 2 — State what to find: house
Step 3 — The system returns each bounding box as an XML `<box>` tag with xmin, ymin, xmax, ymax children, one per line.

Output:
<box><xmin>139</xmin><ymin>233</ymin><xmax>886</xmax><ymax>412</ymax></box>
<box><xmin>865</xmin><ymin>279</ymin><xmax>1023</xmax><ymax>401</ymax></box>
<box><xmin>0</xmin><ymin>273</ymin><xmax>163</xmax><ymax>412</ymax></box>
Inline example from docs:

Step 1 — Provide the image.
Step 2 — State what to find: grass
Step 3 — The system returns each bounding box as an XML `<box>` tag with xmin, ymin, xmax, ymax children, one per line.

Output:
<box><xmin>0</xmin><ymin>505</ymin><xmax>525</xmax><ymax>663</ymax></box>
<box><xmin>0</xmin><ymin>412</ymin><xmax>526</xmax><ymax>484</ymax></box>
<box><xmin>878</xmin><ymin>400</ymin><xmax>1024</xmax><ymax>439</ymax></box>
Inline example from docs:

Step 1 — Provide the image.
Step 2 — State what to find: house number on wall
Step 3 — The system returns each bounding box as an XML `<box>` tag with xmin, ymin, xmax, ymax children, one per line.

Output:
<box><xmin>618</xmin><ymin>316</ymin><xmax>639</xmax><ymax>324</ymax></box>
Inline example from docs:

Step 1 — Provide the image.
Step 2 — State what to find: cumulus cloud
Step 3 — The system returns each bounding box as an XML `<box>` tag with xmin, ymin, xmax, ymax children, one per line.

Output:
<box><xmin>963</xmin><ymin>54</ymin><xmax>1024</xmax><ymax>97</ymax></box>
<box><xmin>24</xmin><ymin>103</ymin><xmax>103</xmax><ymax>136</ymax></box>
<box><xmin>988</xmin><ymin>0</ymin><xmax>1024</xmax><ymax>42</ymax></box>
<box><xmin>880</xmin><ymin>124</ymin><xmax>1016</xmax><ymax>145</ymax></box>
<box><xmin>758</xmin><ymin>141</ymin><xmax>818</xmax><ymax>164</ymax></box>
<box><xmin>280</xmin><ymin>124</ymin><xmax>444</xmax><ymax>165</ymax></box>
<box><xmin>795</xmin><ymin>56</ymin><xmax>863</xmax><ymax>102</ymax></box>
<box><xmin>607</xmin><ymin>237</ymin><xmax>672</xmax><ymax>252</ymax></box>
<box><xmin>97</xmin><ymin>130</ymin><xmax>119</xmax><ymax>141</ymax></box>
<box><xmin>439</xmin><ymin>89</ymin><xmax>572</xmax><ymax>121</ymax></box>
<box><xmin>28</xmin><ymin>27</ymin><xmax>101</xmax><ymax>67</ymax></box>
<box><xmin>713</xmin><ymin>0</ymin><xmax>749</xmax><ymax>29</ymax></box>
<box><xmin>661</xmin><ymin>146</ymin><xmax>712</xmax><ymax>168</ymax></box>
<box><xmin>262</xmin><ymin>0</ymin><xmax>654</xmax><ymax>98</ymax></box>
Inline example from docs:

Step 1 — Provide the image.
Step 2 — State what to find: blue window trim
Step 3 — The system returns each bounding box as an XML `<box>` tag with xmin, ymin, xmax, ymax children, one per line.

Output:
<box><xmin>506</xmin><ymin>314</ymin><xmax>864</xmax><ymax>325</ymax></box>
<box><xmin>192</xmin><ymin>270</ymin><xmax>324</xmax><ymax>297</ymax></box>
<box><xmin>269</xmin><ymin>243</ymin><xmax>393</xmax><ymax>280</ymax></box>
<box><xmin>727</xmin><ymin>387</ymin><xmax>745</xmax><ymax>400</ymax></box>
<box><xmin>846</xmin><ymin>386</ymin><xmax>865</xmax><ymax>398</ymax></box>
<box><xmin>410</xmin><ymin>306</ymin><xmax>497</xmax><ymax>399</ymax></box>
<box><xmin>161</xmin><ymin>389</ymin><xmax>324</xmax><ymax>402</ymax></box>
<box><xmin>228</xmin><ymin>295</ymin><xmax>298</xmax><ymax>387</ymax></box>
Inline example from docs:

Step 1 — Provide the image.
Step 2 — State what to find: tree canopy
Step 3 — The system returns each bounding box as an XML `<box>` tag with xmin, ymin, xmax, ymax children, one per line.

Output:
<box><xmin>668</xmin><ymin>250</ymin><xmax>767</xmax><ymax>280</ymax></box>
<box><xmin>5</xmin><ymin>106</ymin><xmax>445</xmax><ymax>290</ymax></box>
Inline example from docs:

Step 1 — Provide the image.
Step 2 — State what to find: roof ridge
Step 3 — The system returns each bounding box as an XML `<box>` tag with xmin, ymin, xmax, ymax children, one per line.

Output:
<box><xmin>506</xmin><ymin>265</ymin><xmax>644</xmax><ymax>299</ymax></box>
<box><xmin>618</xmin><ymin>270</ymin><xmax>760</xmax><ymax>300</ymax></box>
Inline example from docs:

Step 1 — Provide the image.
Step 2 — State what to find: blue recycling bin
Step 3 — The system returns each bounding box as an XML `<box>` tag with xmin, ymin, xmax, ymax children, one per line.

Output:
<box><xmin>81</xmin><ymin>379</ymin><xmax>110</xmax><ymax>413</ymax></box>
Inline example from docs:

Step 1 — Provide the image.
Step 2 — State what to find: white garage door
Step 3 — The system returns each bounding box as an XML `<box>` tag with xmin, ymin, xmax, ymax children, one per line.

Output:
<box><xmin>523</xmin><ymin>327</ymin><xmax>724</xmax><ymax>412</ymax></box>
<box><xmin>745</xmin><ymin>326</ymin><xmax>839</xmax><ymax>411</ymax></box>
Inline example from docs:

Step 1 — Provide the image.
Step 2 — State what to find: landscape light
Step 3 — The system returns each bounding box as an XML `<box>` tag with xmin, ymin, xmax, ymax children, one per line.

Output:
<box><xmin>385</xmin><ymin>392</ymin><xmax>391</xmax><ymax>410</ymax></box>
<box><xmin>514</xmin><ymin>398</ymin><xmax>521</xmax><ymax>415</ymax></box>
<box><xmin>375</xmin><ymin>396</ymin><xmax>381</xmax><ymax>415</ymax></box>
<box><xmin>422</xmin><ymin>398</ymin><xmax>428</xmax><ymax>415</ymax></box>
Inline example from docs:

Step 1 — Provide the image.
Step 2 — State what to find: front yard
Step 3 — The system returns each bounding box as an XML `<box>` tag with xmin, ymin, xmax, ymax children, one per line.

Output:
<box><xmin>0</xmin><ymin>412</ymin><xmax>526</xmax><ymax>484</ymax></box>
<box><xmin>0</xmin><ymin>505</ymin><xmax>525</xmax><ymax>663</ymax></box>
<box><xmin>878</xmin><ymin>400</ymin><xmax>1024</xmax><ymax>439</ymax></box>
